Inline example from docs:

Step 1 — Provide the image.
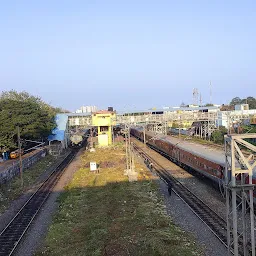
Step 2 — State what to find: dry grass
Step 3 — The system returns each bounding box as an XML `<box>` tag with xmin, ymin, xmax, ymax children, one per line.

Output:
<box><xmin>36</xmin><ymin>144</ymin><xmax>203</xmax><ymax>256</ymax></box>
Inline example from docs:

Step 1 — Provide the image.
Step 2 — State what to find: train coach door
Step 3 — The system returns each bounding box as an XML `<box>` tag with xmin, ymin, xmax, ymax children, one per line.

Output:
<box><xmin>173</xmin><ymin>148</ymin><xmax>180</xmax><ymax>162</ymax></box>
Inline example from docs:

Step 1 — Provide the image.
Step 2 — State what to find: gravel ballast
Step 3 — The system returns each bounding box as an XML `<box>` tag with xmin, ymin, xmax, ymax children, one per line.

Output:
<box><xmin>134</xmin><ymin>139</ymin><xmax>229</xmax><ymax>256</ymax></box>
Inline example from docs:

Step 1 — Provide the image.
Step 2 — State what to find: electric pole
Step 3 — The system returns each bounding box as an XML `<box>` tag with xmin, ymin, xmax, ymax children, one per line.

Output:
<box><xmin>17</xmin><ymin>126</ymin><xmax>23</xmax><ymax>187</ymax></box>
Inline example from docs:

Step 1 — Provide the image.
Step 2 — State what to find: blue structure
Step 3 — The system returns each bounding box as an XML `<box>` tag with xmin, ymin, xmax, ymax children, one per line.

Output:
<box><xmin>48</xmin><ymin>114</ymin><xmax>69</xmax><ymax>149</ymax></box>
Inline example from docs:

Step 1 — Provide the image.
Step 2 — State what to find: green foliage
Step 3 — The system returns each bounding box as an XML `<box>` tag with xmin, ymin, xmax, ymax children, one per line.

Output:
<box><xmin>53</xmin><ymin>107</ymin><xmax>70</xmax><ymax>113</ymax></box>
<box><xmin>230</xmin><ymin>97</ymin><xmax>242</xmax><ymax>106</ymax></box>
<box><xmin>0</xmin><ymin>90</ymin><xmax>56</xmax><ymax>151</ymax></box>
<box><xmin>180</xmin><ymin>102</ymin><xmax>188</xmax><ymax>107</ymax></box>
<box><xmin>241</xmin><ymin>125</ymin><xmax>256</xmax><ymax>133</ymax></box>
<box><xmin>211</xmin><ymin>126</ymin><xmax>227</xmax><ymax>144</ymax></box>
<box><xmin>171</xmin><ymin>121</ymin><xmax>184</xmax><ymax>128</ymax></box>
<box><xmin>230</xmin><ymin>96</ymin><xmax>256</xmax><ymax>109</ymax></box>
<box><xmin>171</xmin><ymin>121</ymin><xmax>179</xmax><ymax>128</ymax></box>
<box><xmin>240</xmin><ymin>125</ymin><xmax>256</xmax><ymax>146</ymax></box>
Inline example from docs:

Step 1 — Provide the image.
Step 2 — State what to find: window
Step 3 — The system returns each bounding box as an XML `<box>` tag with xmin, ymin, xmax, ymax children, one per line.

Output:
<box><xmin>100</xmin><ymin>126</ymin><xmax>108</xmax><ymax>132</ymax></box>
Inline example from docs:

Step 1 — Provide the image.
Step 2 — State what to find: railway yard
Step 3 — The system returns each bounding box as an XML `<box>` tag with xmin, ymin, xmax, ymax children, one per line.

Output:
<box><xmin>0</xmin><ymin>125</ymin><xmax>255</xmax><ymax>255</ymax></box>
<box><xmin>2</xmin><ymin>2</ymin><xmax>256</xmax><ymax>255</ymax></box>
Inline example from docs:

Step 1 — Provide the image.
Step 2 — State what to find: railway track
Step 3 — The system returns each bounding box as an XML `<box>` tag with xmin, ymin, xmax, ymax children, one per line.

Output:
<box><xmin>132</xmin><ymin>142</ymin><xmax>249</xmax><ymax>256</ymax></box>
<box><xmin>0</xmin><ymin>149</ymin><xmax>78</xmax><ymax>256</ymax></box>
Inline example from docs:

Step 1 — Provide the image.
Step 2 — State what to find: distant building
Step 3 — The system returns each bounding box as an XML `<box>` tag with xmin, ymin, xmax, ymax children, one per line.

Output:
<box><xmin>75</xmin><ymin>105</ymin><xmax>97</xmax><ymax>113</ymax></box>
<box><xmin>235</xmin><ymin>104</ymin><xmax>249</xmax><ymax>111</ymax></box>
<box><xmin>92</xmin><ymin>110</ymin><xmax>116</xmax><ymax>146</ymax></box>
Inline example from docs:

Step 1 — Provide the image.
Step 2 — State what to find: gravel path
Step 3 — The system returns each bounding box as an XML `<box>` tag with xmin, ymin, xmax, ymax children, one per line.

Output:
<box><xmin>134</xmin><ymin>139</ymin><xmax>228</xmax><ymax>255</ymax></box>
<box><xmin>133</xmin><ymin>139</ymin><xmax>227</xmax><ymax>219</ymax></box>
<box><xmin>14</xmin><ymin>148</ymin><xmax>84</xmax><ymax>256</ymax></box>
<box><xmin>158</xmin><ymin>178</ymin><xmax>227</xmax><ymax>256</ymax></box>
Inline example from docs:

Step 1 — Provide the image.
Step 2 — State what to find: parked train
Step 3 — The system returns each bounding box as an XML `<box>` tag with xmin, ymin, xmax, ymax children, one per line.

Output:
<box><xmin>70</xmin><ymin>128</ymin><xmax>90</xmax><ymax>148</ymax></box>
<box><xmin>130</xmin><ymin>126</ymin><xmax>256</xmax><ymax>198</ymax></box>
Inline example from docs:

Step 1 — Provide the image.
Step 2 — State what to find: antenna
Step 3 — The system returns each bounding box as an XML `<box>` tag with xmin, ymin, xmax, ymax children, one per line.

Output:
<box><xmin>200</xmin><ymin>93</ymin><xmax>202</xmax><ymax>106</ymax></box>
<box><xmin>210</xmin><ymin>81</ymin><xmax>212</xmax><ymax>104</ymax></box>
<box><xmin>193</xmin><ymin>88</ymin><xmax>199</xmax><ymax>106</ymax></box>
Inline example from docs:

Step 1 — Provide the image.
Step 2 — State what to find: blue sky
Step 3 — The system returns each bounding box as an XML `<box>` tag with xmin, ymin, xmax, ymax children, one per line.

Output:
<box><xmin>0</xmin><ymin>0</ymin><xmax>255</xmax><ymax>111</ymax></box>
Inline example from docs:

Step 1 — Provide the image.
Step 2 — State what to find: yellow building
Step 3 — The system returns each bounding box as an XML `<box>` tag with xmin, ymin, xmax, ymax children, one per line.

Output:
<box><xmin>92</xmin><ymin>110</ymin><xmax>116</xmax><ymax>146</ymax></box>
<box><xmin>250</xmin><ymin>115</ymin><xmax>256</xmax><ymax>125</ymax></box>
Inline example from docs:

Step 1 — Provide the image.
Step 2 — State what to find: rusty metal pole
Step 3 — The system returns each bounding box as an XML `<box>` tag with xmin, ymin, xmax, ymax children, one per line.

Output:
<box><xmin>179</xmin><ymin>114</ymin><xmax>181</xmax><ymax>140</ymax></box>
<box><xmin>143</xmin><ymin>125</ymin><xmax>146</xmax><ymax>145</ymax></box>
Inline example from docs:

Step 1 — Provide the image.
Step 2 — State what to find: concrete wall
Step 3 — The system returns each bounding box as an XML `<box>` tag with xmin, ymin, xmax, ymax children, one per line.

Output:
<box><xmin>0</xmin><ymin>149</ymin><xmax>47</xmax><ymax>184</ymax></box>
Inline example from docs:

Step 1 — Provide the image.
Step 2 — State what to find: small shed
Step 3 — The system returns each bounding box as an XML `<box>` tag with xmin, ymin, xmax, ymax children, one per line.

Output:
<box><xmin>92</xmin><ymin>110</ymin><xmax>116</xmax><ymax>146</ymax></box>
<box><xmin>48</xmin><ymin>114</ymin><xmax>69</xmax><ymax>154</ymax></box>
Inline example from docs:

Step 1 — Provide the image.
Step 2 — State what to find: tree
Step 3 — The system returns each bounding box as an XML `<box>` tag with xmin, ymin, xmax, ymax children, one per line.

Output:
<box><xmin>241</xmin><ymin>97</ymin><xmax>256</xmax><ymax>109</ymax></box>
<box><xmin>180</xmin><ymin>102</ymin><xmax>188</xmax><ymax>108</ymax></box>
<box><xmin>54</xmin><ymin>107</ymin><xmax>70</xmax><ymax>113</ymax></box>
<box><xmin>241</xmin><ymin>124</ymin><xmax>256</xmax><ymax>133</ymax></box>
<box><xmin>230</xmin><ymin>97</ymin><xmax>242</xmax><ymax>106</ymax></box>
<box><xmin>211</xmin><ymin>126</ymin><xmax>227</xmax><ymax>144</ymax></box>
<box><xmin>230</xmin><ymin>96</ymin><xmax>256</xmax><ymax>109</ymax></box>
<box><xmin>240</xmin><ymin>125</ymin><xmax>256</xmax><ymax>146</ymax></box>
<box><xmin>0</xmin><ymin>90</ymin><xmax>56</xmax><ymax>151</ymax></box>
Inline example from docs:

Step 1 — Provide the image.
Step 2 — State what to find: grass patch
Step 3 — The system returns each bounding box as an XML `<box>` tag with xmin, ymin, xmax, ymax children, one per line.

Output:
<box><xmin>0</xmin><ymin>154</ymin><xmax>56</xmax><ymax>214</ymax></box>
<box><xmin>36</xmin><ymin>145</ymin><xmax>203</xmax><ymax>256</ymax></box>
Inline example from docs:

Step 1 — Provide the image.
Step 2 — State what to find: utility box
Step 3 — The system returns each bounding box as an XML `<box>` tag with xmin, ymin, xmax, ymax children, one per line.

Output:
<box><xmin>90</xmin><ymin>162</ymin><xmax>97</xmax><ymax>171</ymax></box>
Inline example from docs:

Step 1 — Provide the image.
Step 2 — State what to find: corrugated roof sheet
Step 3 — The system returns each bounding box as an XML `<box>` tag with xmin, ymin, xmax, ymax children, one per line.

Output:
<box><xmin>48</xmin><ymin>130</ymin><xmax>65</xmax><ymax>142</ymax></box>
<box><xmin>48</xmin><ymin>114</ymin><xmax>68</xmax><ymax>142</ymax></box>
<box><xmin>55</xmin><ymin>114</ymin><xmax>68</xmax><ymax>130</ymax></box>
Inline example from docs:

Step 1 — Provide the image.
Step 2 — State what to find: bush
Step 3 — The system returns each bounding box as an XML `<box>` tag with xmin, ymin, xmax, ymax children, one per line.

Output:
<box><xmin>211</xmin><ymin>126</ymin><xmax>227</xmax><ymax>144</ymax></box>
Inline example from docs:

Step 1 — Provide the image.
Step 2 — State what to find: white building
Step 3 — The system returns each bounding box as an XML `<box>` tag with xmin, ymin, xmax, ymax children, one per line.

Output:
<box><xmin>217</xmin><ymin>109</ymin><xmax>256</xmax><ymax>128</ymax></box>
<box><xmin>235</xmin><ymin>104</ymin><xmax>249</xmax><ymax>111</ymax></box>
<box><xmin>75</xmin><ymin>105</ymin><xmax>97</xmax><ymax>113</ymax></box>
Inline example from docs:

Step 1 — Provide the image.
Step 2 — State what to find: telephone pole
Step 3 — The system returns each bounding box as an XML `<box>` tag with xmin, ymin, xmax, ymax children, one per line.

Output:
<box><xmin>17</xmin><ymin>126</ymin><xmax>23</xmax><ymax>187</ymax></box>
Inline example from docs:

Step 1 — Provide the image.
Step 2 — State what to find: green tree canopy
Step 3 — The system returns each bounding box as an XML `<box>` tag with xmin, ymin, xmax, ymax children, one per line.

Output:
<box><xmin>230</xmin><ymin>96</ymin><xmax>256</xmax><ymax>109</ymax></box>
<box><xmin>211</xmin><ymin>126</ymin><xmax>227</xmax><ymax>144</ymax></box>
<box><xmin>230</xmin><ymin>97</ymin><xmax>242</xmax><ymax>106</ymax></box>
<box><xmin>241</xmin><ymin>125</ymin><xmax>256</xmax><ymax>133</ymax></box>
<box><xmin>0</xmin><ymin>90</ymin><xmax>57</xmax><ymax>151</ymax></box>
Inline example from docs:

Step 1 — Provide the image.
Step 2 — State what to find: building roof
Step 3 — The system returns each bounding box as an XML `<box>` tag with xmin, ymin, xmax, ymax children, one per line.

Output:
<box><xmin>63</xmin><ymin>105</ymin><xmax>221</xmax><ymax>117</ymax></box>
<box><xmin>66</xmin><ymin>112</ymin><xmax>91</xmax><ymax>117</ymax></box>
<box><xmin>48</xmin><ymin>131</ymin><xmax>65</xmax><ymax>142</ymax></box>
<box><xmin>94</xmin><ymin>110</ymin><xmax>115</xmax><ymax>115</ymax></box>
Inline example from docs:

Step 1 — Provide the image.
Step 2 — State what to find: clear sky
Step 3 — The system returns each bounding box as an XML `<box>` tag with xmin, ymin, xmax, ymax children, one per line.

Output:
<box><xmin>0</xmin><ymin>0</ymin><xmax>255</xmax><ymax>111</ymax></box>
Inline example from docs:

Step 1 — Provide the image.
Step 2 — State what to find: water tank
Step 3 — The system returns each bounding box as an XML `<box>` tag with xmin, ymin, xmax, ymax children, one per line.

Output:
<box><xmin>108</xmin><ymin>107</ymin><xmax>113</xmax><ymax>112</ymax></box>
